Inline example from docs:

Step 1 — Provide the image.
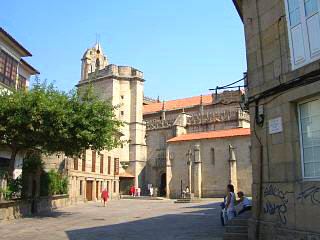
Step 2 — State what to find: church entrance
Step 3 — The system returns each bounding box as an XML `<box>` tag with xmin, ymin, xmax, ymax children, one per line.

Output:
<box><xmin>159</xmin><ymin>173</ymin><xmax>166</xmax><ymax>196</ymax></box>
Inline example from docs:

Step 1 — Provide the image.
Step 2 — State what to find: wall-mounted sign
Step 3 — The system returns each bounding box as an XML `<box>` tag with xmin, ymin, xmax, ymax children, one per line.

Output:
<box><xmin>269</xmin><ymin>117</ymin><xmax>283</xmax><ymax>134</ymax></box>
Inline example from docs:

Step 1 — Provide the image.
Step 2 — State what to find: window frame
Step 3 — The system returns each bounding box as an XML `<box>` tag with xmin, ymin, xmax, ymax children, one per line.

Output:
<box><xmin>92</xmin><ymin>151</ymin><xmax>96</xmax><ymax>172</ymax></box>
<box><xmin>100</xmin><ymin>154</ymin><xmax>104</xmax><ymax>174</ymax></box>
<box><xmin>108</xmin><ymin>156</ymin><xmax>111</xmax><ymax>174</ymax></box>
<box><xmin>114</xmin><ymin>158</ymin><xmax>119</xmax><ymax>175</ymax></box>
<box><xmin>0</xmin><ymin>50</ymin><xmax>18</xmax><ymax>88</ymax></box>
<box><xmin>17</xmin><ymin>74</ymin><xmax>27</xmax><ymax>90</ymax></box>
<box><xmin>298</xmin><ymin>95</ymin><xmax>320</xmax><ymax>180</ymax></box>
<box><xmin>82</xmin><ymin>151</ymin><xmax>86</xmax><ymax>172</ymax></box>
<box><xmin>284</xmin><ymin>0</ymin><xmax>320</xmax><ymax>70</ymax></box>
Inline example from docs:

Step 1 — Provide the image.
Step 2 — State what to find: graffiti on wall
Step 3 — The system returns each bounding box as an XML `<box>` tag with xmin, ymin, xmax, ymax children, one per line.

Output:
<box><xmin>263</xmin><ymin>185</ymin><xmax>289</xmax><ymax>225</ymax></box>
<box><xmin>297</xmin><ymin>186</ymin><xmax>320</xmax><ymax>205</ymax></box>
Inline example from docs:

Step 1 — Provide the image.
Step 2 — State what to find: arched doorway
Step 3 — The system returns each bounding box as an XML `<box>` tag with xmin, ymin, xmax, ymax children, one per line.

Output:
<box><xmin>159</xmin><ymin>173</ymin><xmax>166</xmax><ymax>196</ymax></box>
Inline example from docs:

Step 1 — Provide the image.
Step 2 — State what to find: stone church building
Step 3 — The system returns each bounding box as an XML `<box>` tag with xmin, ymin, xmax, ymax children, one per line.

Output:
<box><xmin>50</xmin><ymin>43</ymin><xmax>252</xmax><ymax>201</ymax></box>
<box><xmin>144</xmin><ymin>93</ymin><xmax>252</xmax><ymax>198</ymax></box>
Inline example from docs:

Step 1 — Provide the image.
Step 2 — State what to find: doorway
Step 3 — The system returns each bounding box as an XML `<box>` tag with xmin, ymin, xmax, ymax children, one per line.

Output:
<box><xmin>160</xmin><ymin>173</ymin><xmax>166</xmax><ymax>196</ymax></box>
<box><xmin>86</xmin><ymin>181</ymin><xmax>93</xmax><ymax>201</ymax></box>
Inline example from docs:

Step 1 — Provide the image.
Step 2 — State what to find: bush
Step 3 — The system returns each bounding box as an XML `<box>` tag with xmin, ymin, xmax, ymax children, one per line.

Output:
<box><xmin>0</xmin><ymin>176</ymin><xmax>23</xmax><ymax>200</ymax></box>
<box><xmin>40</xmin><ymin>170</ymin><xmax>68</xmax><ymax>196</ymax></box>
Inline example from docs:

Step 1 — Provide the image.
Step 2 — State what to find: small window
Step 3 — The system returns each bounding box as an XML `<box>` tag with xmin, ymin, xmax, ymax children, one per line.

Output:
<box><xmin>298</xmin><ymin>97</ymin><xmax>320</xmax><ymax>178</ymax></box>
<box><xmin>211</xmin><ymin>148</ymin><xmax>215</xmax><ymax>165</ymax></box>
<box><xmin>121</xmin><ymin>95</ymin><xmax>124</xmax><ymax>99</ymax></box>
<box><xmin>121</xmin><ymin>111</ymin><xmax>124</xmax><ymax>116</ymax></box>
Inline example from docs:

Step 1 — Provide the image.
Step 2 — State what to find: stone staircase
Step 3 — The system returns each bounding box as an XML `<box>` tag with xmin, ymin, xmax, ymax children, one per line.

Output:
<box><xmin>223</xmin><ymin>211</ymin><xmax>251</xmax><ymax>240</ymax></box>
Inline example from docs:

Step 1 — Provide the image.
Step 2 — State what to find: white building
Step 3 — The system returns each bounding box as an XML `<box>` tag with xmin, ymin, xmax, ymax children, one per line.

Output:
<box><xmin>0</xmin><ymin>27</ymin><xmax>39</xmax><ymax>179</ymax></box>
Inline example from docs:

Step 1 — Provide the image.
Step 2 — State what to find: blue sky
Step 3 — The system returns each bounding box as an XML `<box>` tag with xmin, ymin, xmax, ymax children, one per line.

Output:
<box><xmin>1</xmin><ymin>1</ymin><xmax>246</xmax><ymax>100</ymax></box>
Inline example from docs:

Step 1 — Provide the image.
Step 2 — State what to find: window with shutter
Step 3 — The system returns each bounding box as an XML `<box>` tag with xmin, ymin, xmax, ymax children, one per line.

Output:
<box><xmin>100</xmin><ymin>154</ymin><xmax>104</xmax><ymax>174</ymax></box>
<box><xmin>82</xmin><ymin>151</ymin><xmax>86</xmax><ymax>172</ymax></box>
<box><xmin>114</xmin><ymin>158</ymin><xmax>119</xmax><ymax>175</ymax></box>
<box><xmin>108</xmin><ymin>156</ymin><xmax>111</xmax><ymax>174</ymax></box>
<box><xmin>92</xmin><ymin>151</ymin><xmax>96</xmax><ymax>172</ymax></box>
<box><xmin>298</xmin><ymin>97</ymin><xmax>320</xmax><ymax>178</ymax></box>
<box><xmin>285</xmin><ymin>0</ymin><xmax>320</xmax><ymax>69</ymax></box>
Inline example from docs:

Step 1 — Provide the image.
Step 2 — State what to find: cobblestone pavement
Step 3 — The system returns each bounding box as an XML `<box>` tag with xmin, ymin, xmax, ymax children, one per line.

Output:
<box><xmin>0</xmin><ymin>199</ymin><xmax>224</xmax><ymax>240</ymax></box>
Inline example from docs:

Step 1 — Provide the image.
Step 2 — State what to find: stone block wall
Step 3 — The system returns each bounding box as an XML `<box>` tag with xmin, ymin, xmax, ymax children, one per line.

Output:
<box><xmin>237</xmin><ymin>0</ymin><xmax>320</xmax><ymax>239</ymax></box>
<box><xmin>0</xmin><ymin>195</ymin><xmax>70</xmax><ymax>221</ymax></box>
<box><xmin>166</xmin><ymin>135</ymin><xmax>252</xmax><ymax>199</ymax></box>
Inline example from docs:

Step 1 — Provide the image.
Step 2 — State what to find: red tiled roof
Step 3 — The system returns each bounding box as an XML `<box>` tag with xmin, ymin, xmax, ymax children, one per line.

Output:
<box><xmin>143</xmin><ymin>94</ymin><xmax>213</xmax><ymax>114</ymax></box>
<box><xmin>167</xmin><ymin>128</ymin><xmax>251</xmax><ymax>143</ymax></box>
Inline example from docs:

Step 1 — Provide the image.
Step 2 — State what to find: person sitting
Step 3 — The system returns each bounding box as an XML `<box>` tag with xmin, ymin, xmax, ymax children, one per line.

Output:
<box><xmin>182</xmin><ymin>186</ymin><xmax>190</xmax><ymax>198</ymax></box>
<box><xmin>236</xmin><ymin>191</ymin><xmax>252</xmax><ymax>215</ymax></box>
<box><xmin>224</xmin><ymin>184</ymin><xmax>236</xmax><ymax>224</ymax></box>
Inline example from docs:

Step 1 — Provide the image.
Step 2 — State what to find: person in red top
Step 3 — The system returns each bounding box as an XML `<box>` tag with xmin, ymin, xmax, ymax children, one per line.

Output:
<box><xmin>101</xmin><ymin>188</ymin><xmax>109</xmax><ymax>207</ymax></box>
<box><xmin>130</xmin><ymin>186</ymin><xmax>135</xmax><ymax>197</ymax></box>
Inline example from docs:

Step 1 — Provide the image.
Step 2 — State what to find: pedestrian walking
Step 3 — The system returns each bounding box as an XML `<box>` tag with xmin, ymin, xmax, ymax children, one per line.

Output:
<box><xmin>130</xmin><ymin>186</ymin><xmax>135</xmax><ymax>197</ymax></box>
<box><xmin>101</xmin><ymin>188</ymin><xmax>109</xmax><ymax>207</ymax></box>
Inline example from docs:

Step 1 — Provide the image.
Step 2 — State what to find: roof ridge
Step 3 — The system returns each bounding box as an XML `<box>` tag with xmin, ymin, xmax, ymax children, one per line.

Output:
<box><xmin>167</xmin><ymin>128</ymin><xmax>251</xmax><ymax>143</ymax></box>
<box><xmin>162</xmin><ymin>94</ymin><xmax>212</xmax><ymax>103</ymax></box>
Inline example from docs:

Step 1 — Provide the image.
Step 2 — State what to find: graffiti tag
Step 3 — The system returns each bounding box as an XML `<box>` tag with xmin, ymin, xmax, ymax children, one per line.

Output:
<box><xmin>297</xmin><ymin>186</ymin><xmax>320</xmax><ymax>205</ymax></box>
<box><xmin>263</xmin><ymin>185</ymin><xmax>289</xmax><ymax>225</ymax></box>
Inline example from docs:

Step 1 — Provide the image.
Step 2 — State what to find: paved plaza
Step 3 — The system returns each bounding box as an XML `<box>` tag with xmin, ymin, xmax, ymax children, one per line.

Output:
<box><xmin>0</xmin><ymin>199</ymin><xmax>224</xmax><ymax>240</ymax></box>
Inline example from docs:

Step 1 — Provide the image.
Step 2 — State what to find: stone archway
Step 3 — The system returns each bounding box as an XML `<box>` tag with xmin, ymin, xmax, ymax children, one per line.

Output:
<box><xmin>159</xmin><ymin>173</ymin><xmax>166</xmax><ymax>197</ymax></box>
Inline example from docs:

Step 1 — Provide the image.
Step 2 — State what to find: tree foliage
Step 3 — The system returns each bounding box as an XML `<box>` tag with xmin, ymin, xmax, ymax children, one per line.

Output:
<box><xmin>0</xmin><ymin>80</ymin><xmax>123</xmax><ymax>176</ymax></box>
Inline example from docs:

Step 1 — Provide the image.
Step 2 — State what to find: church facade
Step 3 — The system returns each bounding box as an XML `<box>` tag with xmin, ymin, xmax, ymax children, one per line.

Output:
<box><xmin>143</xmin><ymin>93</ymin><xmax>252</xmax><ymax>198</ymax></box>
<box><xmin>57</xmin><ymin>43</ymin><xmax>252</xmax><ymax>201</ymax></box>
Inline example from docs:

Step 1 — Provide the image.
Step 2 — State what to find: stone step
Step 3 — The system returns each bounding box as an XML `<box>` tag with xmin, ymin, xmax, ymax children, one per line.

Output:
<box><xmin>223</xmin><ymin>232</ymin><xmax>248</xmax><ymax>240</ymax></box>
<box><xmin>174</xmin><ymin>199</ymin><xmax>202</xmax><ymax>204</ymax></box>
<box><xmin>120</xmin><ymin>195</ymin><xmax>163</xmax><ymax>200</ymax></box>
<box><xmin>225</xmin><ymin>225</ymin><xmax>248</xmax><ymax>233</ymax></box>
<box><xmin>228</xmin><ymin>218</ymin><xmax>248</xmax><ymax>226</ymax></box>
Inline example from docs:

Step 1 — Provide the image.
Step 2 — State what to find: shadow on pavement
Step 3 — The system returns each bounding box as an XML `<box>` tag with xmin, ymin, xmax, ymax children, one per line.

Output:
<box><xmin>25</xmin><ymin>210</ymin><xmax>77</xmax><ymax>219</ymax></box>
<box><xmin>65</xmin><ymin>203</ymin><xmax>224</xmax><ymax>240</ymax></box>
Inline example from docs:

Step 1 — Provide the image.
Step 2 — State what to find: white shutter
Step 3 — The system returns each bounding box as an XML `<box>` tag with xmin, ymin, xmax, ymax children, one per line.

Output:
<box><xmin>305</xmin><ymin>0</ymin><xmax>320</xmax><ymax>58</ymax></box>
<box><xmin>306</xmin><ymin>13</ymin><xmax>320</xmax><ymax>57</ymax></box>
<box><xmin>291</xmin><ymin>24</ymin><xmax>307</xmax><ymax>64</ymax></box>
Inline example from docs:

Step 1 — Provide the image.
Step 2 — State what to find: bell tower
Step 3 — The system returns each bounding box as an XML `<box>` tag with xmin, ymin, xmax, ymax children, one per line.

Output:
<box><xmin>81</xmin><ymin>43</ymin><xmax>108</xmax><ymax>81</ymax></box>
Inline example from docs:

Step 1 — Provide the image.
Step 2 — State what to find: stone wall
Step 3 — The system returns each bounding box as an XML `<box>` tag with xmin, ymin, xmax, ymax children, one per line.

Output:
<box><xmin>0</xmin><ymin>195</ymin><xmax>70</xmax><ymax>221</ymax></box>
<box><xmin>167</xmin><ymin>136</ymin><xmax>252</xmax><ymax>199</ymax></box>
<box><xmin>237</xmin><ymin>0</ymin><xmax>320</xmax><ymax>239</ymax></box>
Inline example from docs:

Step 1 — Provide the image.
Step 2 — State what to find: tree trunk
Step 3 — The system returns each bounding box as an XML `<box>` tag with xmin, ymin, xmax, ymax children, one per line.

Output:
<box><xmin>9</xmin><ymin>148</ymin><xmax>18</xmax><ymax>178</ymax></box>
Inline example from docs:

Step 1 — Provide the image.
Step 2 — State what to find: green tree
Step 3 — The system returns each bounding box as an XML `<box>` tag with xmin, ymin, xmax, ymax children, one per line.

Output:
<box><xmin>0</xmin><ymin>81</ymin><xmax>122</xmax><ymax>177</ymax></box>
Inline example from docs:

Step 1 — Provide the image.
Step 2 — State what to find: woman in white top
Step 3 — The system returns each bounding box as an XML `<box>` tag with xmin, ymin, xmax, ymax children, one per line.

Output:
<box><xmin>225</xmin><ymin>184</ymin><xmax>236</xmax><ymax>222</ymax></box>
